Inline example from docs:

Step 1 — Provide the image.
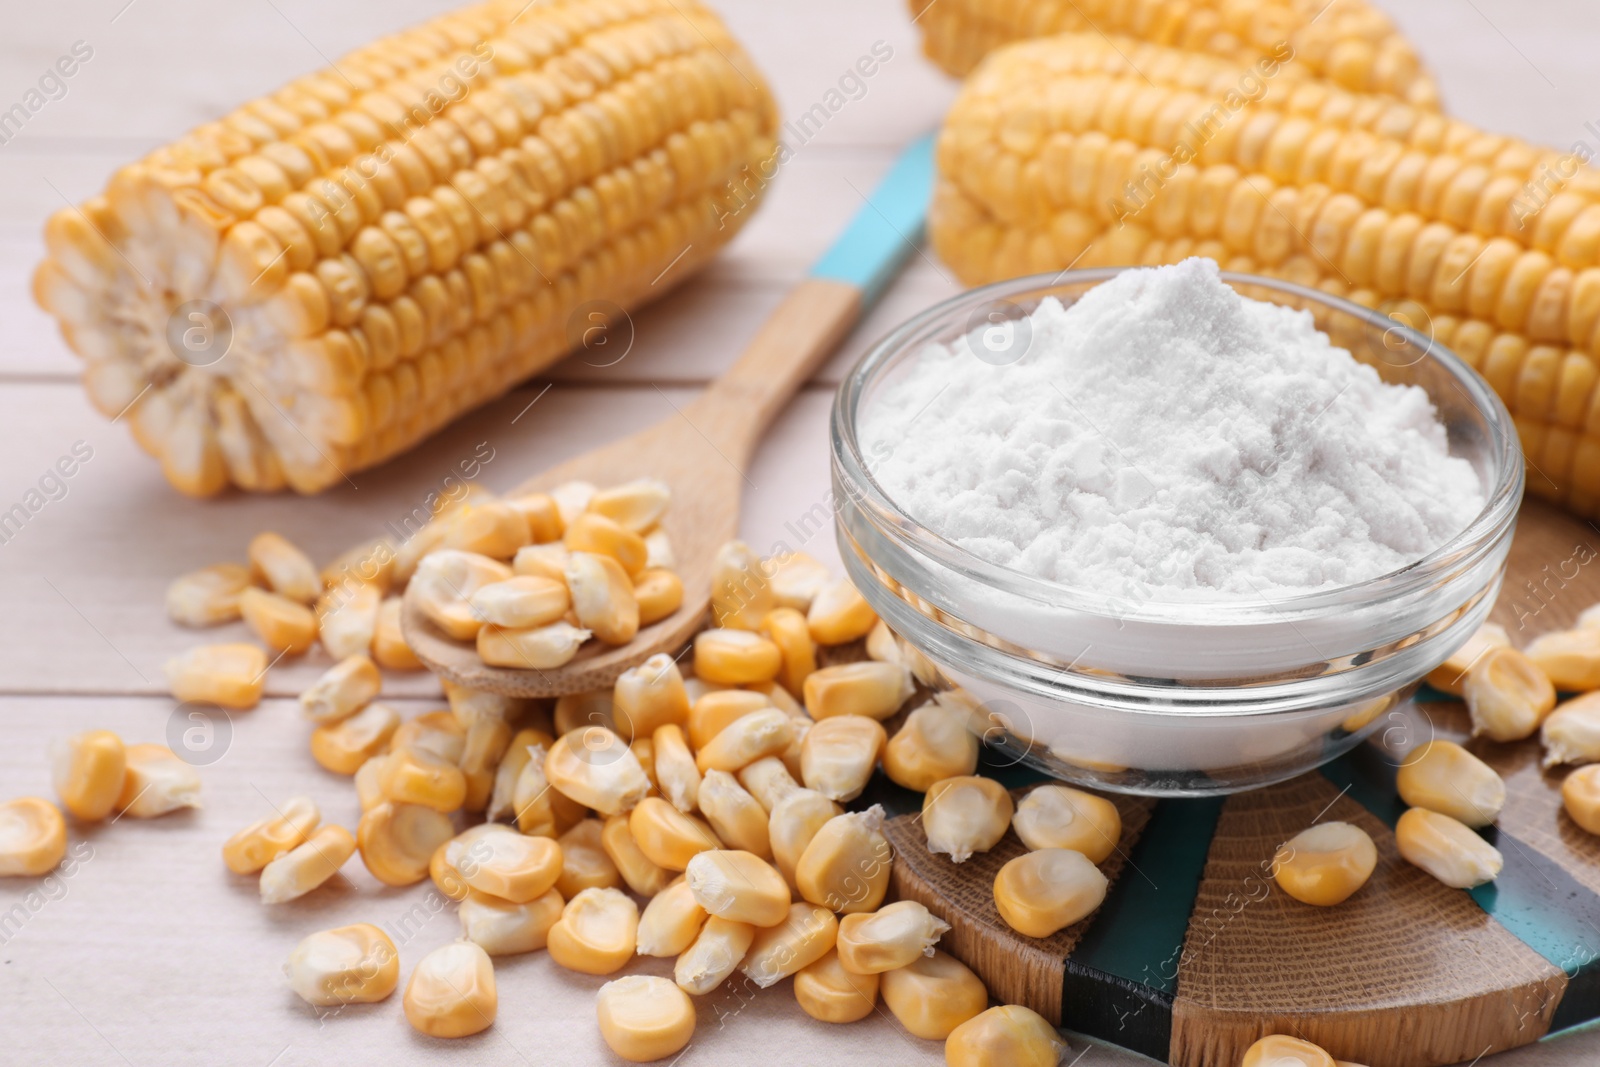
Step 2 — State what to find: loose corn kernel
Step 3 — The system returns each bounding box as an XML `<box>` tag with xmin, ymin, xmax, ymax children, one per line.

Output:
<box><xmin>866</xmin><ymin>620</ymin><xmax>901</xmax><ymax>665</ymax></box>
<box><xmin>752</xmin><ymin>679</ymin><xmax>808</xmax><ymax>719</ymax></box>
<box><xmin>318</xmin><ymin>582</ymin><xmax>382</xmax><ymax>660</ymax></box>
<box><xmin>355</xmin><ymin>754</ymin><xmax>394</xmax><ymax>813</ymax></box>
<box><xmin>404</xmin><ymin>941</ymin><xmax>497</xmax><ymax>1038</ymax></box>
<box><xmin>758</xmin><ymin>607</ymin><xmax>819</xmax><ymax>698</ymax></box>
<box><xmin>634</xmin><ymin>569</ymin><xmax>684</xmax><ymax>625</ymax></box>
<box><xmin>555</xmin><ymin>690</ymin><xmax>615</xmax><ymax>736</ymax></box>
<box><xmin>596</xmin><ymin>977</ymin><xmax>696</xmax><ymax>1065</ymax></box>
<box><xmin>1464</xmin><ymin>646</ymin><xmax>1556</xmax><ymax>741</ymax></box>
<box><xmin>675</xmin><ymin>915</ymin><xmax>757</xmax><ymax>995</ymax></box>
<box><xmin>805</xmin><ymin>662</ymin><xmax>914</xmax><ymax>721</ymax></box>
<box><xmin>924</xmin><ymin>777</ymin><xmax>1014</xmax><ymax>863</ymax></box>
<box><xmin>249</xmin><ymin>531</ymin><xmax>319</xmax><ymax>603</ymax></box>
<box><xmin>637</xmin><ymin>878</ymin><xmax>709</xmax><ymax>958</ymax></box>
<box><xmin>711</xmin><ymin>540</ymin><xmax>776</xmax><ymax>631</ymax></box>
<box><xmin>468</xmin><ymin>576</ymin><xmax>569</xmax><ymax>630</ymax></box>
<box><xmin>698</xmin><ymin>770</ymin><xmax>773</xmax><ymax>858</ymax></box>
<box><xmin>743</xmin><ymin>902</ymin><xmax>839</xmax><ymax>988</ymax></box>
<box><xmin>0</xmin><ymin>798</ymin><xmax>66</xmax><ymax>876</ymax></box>
<box><xmin>357</xmin><ymin>801</ymin><xmax>455</xmax><ymax>887</ymax></box>
<box><xmin>430</xmin><ymin>824</ymin><xmax>516</xmax><ymax>902</ymax></box>
<box><xmin>167</xmin><ymin>563</ymin><xmax>250</xmax><ymax>626</ymax></box>
<box><xmin>694</xmin><ymin>628</ymin><xmax>783</xmax><ymax>686</ymax></box>
<box><xmin>222</xmin><ymin>796</ymin><xmax>319</xmax><ymax>873</ymax></box>
<box><xmin>769</xmin><ymin>552</ymin><xmax>832</xmax><ymax>612</ymax></box>
<box><xmin>320</xmin><ymin>538</ymin><xmax>394</xmax><ymax>596</ymax></box>
<box><xmin>695</xmin><ymin>707</ymin><xmax>795</xmax><ymax>773</ymax></box>
<box><xmin>459</xmin><ymin>717</ymin><xmax>512</xmax><ymax>812</ymax></box>
<box><xmin>884</xmin><ymin>700</ymin><xmax>980</xmax><ymax>791</ymax></box>
<box><xmin>51</xmin><ymin>729</ymin><xmax>126</xmax><ymax>821</ymax></box>
<box><xmin>1396</xmin><ymin>741</ymin><xmax>1505</xmax><ymax>826</ymax></box>
<box><xmin>879</xmin><ymin>950</ymin><xmax>988</xmax><ymax>1040</ymax></box>
<box><xmin>300</xmin><ymin>654</ymin><xmax>381</xmax><ymax>724</ymax></box>
<box><xmin>590</xmin><ymin>479</ymin><xmax>671</xmax><ymax>533</ymax></box>
<box><xmin>946</xmin><ymin>1005</ymin><xmax>1070</xmax><ymax>1067</ymax></box>
<box><xmin>286</xmin><ymin>924</ymin><xmax>398</xmax><ymax>1007</ymax></box>
<box><xmin>780</xmin><ymin>714</ymin><xmax>810</xmax><ymax>782</ymax></box>
<box><xmin>461</xmin><ymin>888</ymin><xmax>564</xmax><ymax>956</ymax></box>
<box><xmin>1426</xmin><ymin>622</ymin><xmax>1510</xmax><ymax>695</ymax></box>
<box><xmin>770</xmin><ymin>789</ymin><xmax>842</xmax><ymax>890</ymax></box>
<box><xmin>563</xmin><ymin>552</ymin><xmax>639</xmax><ymax>645</ymax></box>
<box><xmin>546</xmin><ymin>727</ymin><xmax>651</xmax><ymax>815</ymax></box>
<box><xmin>807</xmin><ymin>580</ymin><xmax>878</xmax><ymax>645</ymax></box>
<box><xmin>513</xmin><ymin>542</ymin><xmax>571</xmax><ymax>583</ymax></box>
<box><xmin>1273</xmin><ymin>822</ymin><xmax>1379</xmax><ymax>907</ymax></box>
<box><xmin>165</xmin><ymin>643</ymin><xmax>267</xmax><ymax>709</ymax></box>
<box><xmin>566</xmin><ymin>513</ymin><xmax>649</xmax><ymax>577</ymax></box>
<box><xmin>1395</xmin><ymin>807</ymin><xmax>1503</xmax><ymax>888</ymax></box>
<box><xmin>479</xmin><ymin>621</ymin><xmax>592</xmax><ymax>669</ymax></box>
<box><xmin>993</xmin><ymin>848</ymin><xmax>1109</xmax><ymax>937</ymax></box>
<box><xmin>442</xmin><ymin>680</ymin><xmax>523</xmax><ymax>728</ymax></box>
<box><xmin>239</xmin><ymin>587</ymin><xmax>318</xmax><ymax>654</ymax></box>
<box><xmin>689</xmin><ymin>690</ymin><xmax>772</xmax><ymax>751</ymax></box>
<box><xmin>630</xmin><ymin>797</ymin><xmax>722</xmax><ymax>871</ymax></box>
<box><xmin>380</xmin><ymin>746</ymin><xmax>466</xmax><ymax>813</ymax></box>
<box><xmin>371</xmin><ymin>596</ymin><xmax>422</xmax><ymax>670</ymax></box>
<box><xmin>683</xmin><ymin>676</ymin><xmax>730</xmax><ymax>706</ymax></box>
<box><xmin>453</xmin><ymin>830</ymin><xmax>561</xmax><ymax>903</ymax></box>
<box><xmin>634</xmin><ymin>739</ymin><xmax>659</xmax><ymax>795</ymax></box>
<box><xmin>260</xmin><ymin>824</ymin><xmax>356</xmax><ymax>903</ymax></box>
<box><xmin>488</xmin><ymin>728</ymin><xmax>551</xmax><ymax>823</ymax></box>
<box><xmin>1543</xmin><ymin>691</ymin><xmax>1600</xmax><ymax>768</ymax></box>
<box><xmin>739</xmin><ymin>756</ymin><xmax>801</xmax><ymax>813</ymax></box>
<box><xmin>602</xmin><ymin>813</ymin><xmax>674</xmax><ymax>897</ymax></box>
<box><xmin>406</xmin><ymin>550</ymin><xmax>512</xmax><ymax>640</ymax></box>
<box><xmin>801</xmin><ymin>715</ymin><xmax>886</xmax><ymax>802</ymax></box>
<box><xmin>508</xmin><ymin>492</ymin><xmax>564</xmax><ymax>544</ymax></box>
<box><xmin>613</xmin><ymin>655</ymin><xmax>690</xmax><ymax>741</ymax></box>
<box><xmin>1013</xmin><ymin>785</ymin><xmax>1122</xmax><ymax>864</ymax></box>
<box><xmin>444</xmin><ymin>499</ymin><xmax>531</xmax><ymax>559</ymax></box>
<box><xmin>1526</xmin><ymin>628</ymin><xmax>1600</xmax><ymax>691</ymax></box>
<box><xmin>644</xmin><ymin>529</ymin><xmax>676</xmax><ymax>571</ymax></box>
<box><xmin>558</xmin><ymin>819</ymin><xmax>622</xmax><ymax>898</ymax></box>
<box><xmin>1563</xmin><ymin>765</ymin><xmax>1600</xmax><ymax>834</ymax></box>
<box><xmin>685</xmin><ymin>849</ymin><xmax>791</xmax><ymax>927</ymax></box>
<box><xmin>510</xmin><ymin>743</ymin><xmax>559</xmax><ymax>837</ymax></box>
<box><xmin>1241</xmin><ymin>1036</ymin><xmax>1337</xmax><ymax>1067</ymax></box>
<box><xmin>392</xmin><ymin>710</ymin><xmax>467</xmax><ymax>763</ymax></box>
<box><xmin>653</xmin><ymin>725</ymin><xmax>702</xmax><ymax>814</ymax></box>
<box><xmin>547</xmin><ymin>886</ymin><xmax>640</xmax><ymax>975</ymax></box>
<box><xmin>836</xmin><ymin>901</ymin><xmax>951</xmax><ymax>974</ymax></box>
<box><xmin>795</xmin><ymin>949</ymin><xmax>880</xmax><ymax>1023</ymax></box>
<box><xmin>117</xmin><ymin>743</ymin><xmax>201</xmax><ymax>817</ymax></box>
<box><xmin>796</xmin><ymin>806</ymin><xmax>892</xmax><ymax>914</ymax></box>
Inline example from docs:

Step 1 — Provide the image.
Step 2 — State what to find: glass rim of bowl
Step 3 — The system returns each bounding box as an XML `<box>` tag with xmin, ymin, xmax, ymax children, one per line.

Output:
<box><xmin>831</xmin><ymin>267</ymin><xmax>1525</xmax><ymax>629</ymax></box>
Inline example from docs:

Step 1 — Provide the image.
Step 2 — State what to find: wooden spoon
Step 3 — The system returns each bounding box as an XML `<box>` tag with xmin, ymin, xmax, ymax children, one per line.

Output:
<box><xmin>403</xmin><ymin>136</ymin><xmax>936</xmax><ymax>697</ymax></box>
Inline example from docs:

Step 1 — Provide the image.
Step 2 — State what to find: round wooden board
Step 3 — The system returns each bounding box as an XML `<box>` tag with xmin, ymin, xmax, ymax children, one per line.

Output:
<box><xmin>880</xmin><ymin>496</ymin><xmax>1600</xmax><ymax>1067</ymax></box>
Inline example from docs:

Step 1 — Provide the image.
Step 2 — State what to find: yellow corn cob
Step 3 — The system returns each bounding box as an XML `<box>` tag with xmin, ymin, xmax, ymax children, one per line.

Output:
<box><xmin>33</xmin><ymin>0</ymin><xmax>777</xmax><ymax>495</ymax></box>
<box><xmin>929</xmin><ymin>33</ymin><xmax>1600</xmax><ymax>517</ymax></box>
<box><xmin>909</xmin><ymin>0</ymin><xmax>1440</xmax><ymax>108</ymax></box>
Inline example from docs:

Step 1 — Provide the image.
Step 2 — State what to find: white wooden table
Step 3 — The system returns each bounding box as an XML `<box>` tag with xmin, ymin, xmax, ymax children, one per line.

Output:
<box><xmin>1</xmin><ymin>1</ymin><xmax>1597</xmax><ymax>1063</ymax></box>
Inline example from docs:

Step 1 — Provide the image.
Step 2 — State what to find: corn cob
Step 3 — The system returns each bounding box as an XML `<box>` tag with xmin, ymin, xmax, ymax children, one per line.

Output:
<box><xmin>909</xmin><ymin>0</ymin><xmax>1439</xmax><ymax>109</ymax></box>
<box><xmin>32</xmin><ymin>0</ymin><xmax>777</xmax><ymax>495</ymax></box>
<box><xmin>929</xmin><ymin>33</ymin><xmax>1600</xmax><ymax>516</ymax></box>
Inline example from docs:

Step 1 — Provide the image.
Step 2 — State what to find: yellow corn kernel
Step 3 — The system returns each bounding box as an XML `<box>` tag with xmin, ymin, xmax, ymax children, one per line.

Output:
<box><xmin>884</xmin><ymin>699</ymin><xmax>980</xmax><ymax>792</ymax></box>
<box><xmin>300</xmin><ymin>654</ymin><xmax>380</xmax><ymax>724</ymax></box>
<box><xmin>430</xmin><ymin>824</ymin><xmax>516</xmax><ymax>902</ymax></box>
<box><xmin>770</xmin><ymin>789</ymin><xmax>843</xmax><ymax>890</ymax></box>
<box><xmin>547</xmin><ymin>886</ymin><xmax>640</xmax><ymax>975</ymax></box>
<box><xmin>752</xmin><ymin>679</ymin><xmax>808</xmax><ymax>719</ymax></box>
<box><xmin>391</xmin><ymin>525</ymin><xmax>449</xmax><ymax>590</ymax></box>
<box><xmin>405</xmin><ymin>550</ymin><xmax>512</xmax><ymax>641</ymax></box>
<box><xmin>260</xmin><ymin>824</ymin><xmax>356</xmax><ymax>903</ymax></box>
<box><xmin>805</xmin><ymin>662</ymin><xmax>914</xmax><ymax>721</ymax></box>
<box><xmin>404</xmin><ymin>941</ymin><xmax>497</xmax><ymax>1038</ymax></box>
<box><xmin>801</xmin><ymin>715</ymin><xmax>886</xmax><ymax>802</ymax></box>
<box><xmin>317</xmin><ymin>581</ymin><xmax>382</xmax><ymax>660</ymax></box>
<box><xmin>166</xmin><ymin>563</ymin><xmax>250</xmax><ymax>626</ymax></box>
<box><xmin>1542</xmin><ymin>691</ymin><xmax>1600</xmax><ymax>767</ymax></box>
<box><xmin>557</xmin><ymin>819</ymin><xmax>622</xmax><ymax>898</ymax></box>
<box><xmin>249</xmin><ymin>531</ymin><xmax>319</xmax><ymax>604</ymax></box>
<box><xmin>444</xmin><ymin>500</ymin><xmax>531</xmax><ymax>559</ymax></box>
<box><xmin>461</xmin><ymin>887</ymin><xmax>564</xmax><ymax>956</ymax></box>
<box><xmin>795</xmin><ymin>948</ymin><xmax>881</xmax><ymax>1023</ymax></box>
<box><xmin>694</xmin><ymin>629</ymin><xmax>783</xmax><ymax>686</ymax></box>
<box><xmin>781</xmin><ymin>715</ymin><xmax>810</xmax><ymax>782</ymax></box>
<box><xmin>508</xmin><ymin>492</ymin><xmax>564</xmax><ymax>544</ymax></box>
<box><xmin>879</xmin><ymin>950</ymin><xmax>988</xmax><ymax>1040</ymax></box>
<box><xmin>1526</xmin><ymin>628</ymin><xmax>1600</xmax><ymax>690</ymax></box>
<box><xmin>1273</xmin><ymin>821</ymin><xmax>1379</xmax><ymax>907</ymax></box>
<box><xmin>478</xmin><ymin>621</ymin><xmax>591</xmax><ymax>669</ymax></box>
<box><xmin>637</xmin><ymin>878</ymin><xmax>709</xmax><ymax>958</ymax></box>
<box><xmin>836</xmin><ymin>901</ymin><xmax>951</xmax><ymax>974</ymax></box>
<box><xmin>546</xmin><ymin>727</ymin><xmax>651</xmax><ymax>815</ymax></box>
<box><xmin>0</xmin><ymin>798</ymin><xmax>66</xmax><ymax>876</ymax></box>
<box><xmin>487</xmin><ymin>728</ymin><xmax>551</xmax><ymax>823</ymax></box>
<box><xmin>454</xmin><ymin>723</ymin><xmax>506</xmax><ymax>813</ymax></box>
<box><xmin>565</xmin><ymin>513</ymin><xmax>649</xmax><ymax>577</ymax></box>
<box><xmin>371</xmin><ymin>596</ymin><xmax>422</xmax><ymax>670</ymax></box>
<box><xmin>555</xmin><ymin>690</ymin><xmax>616</xmax><ymax>736</ymax></box>
<box><xmin>442</xmin><ymin>680</ymin><xmax>524</xmax><ymax>728</ymax></box>
<box><xmin>993</xmin><ymin>848</ymin><xmax>1109</xmax><ymax>937</ymax></box>
<box><xmin>468</xmin><ymin>575</ymin><xmax>569</xmax><ymax>629</ymax></box>
<box><xmin>1426</xmin><ymin>622</ymin><xmax>1510</xmax><ymax>695</ymax></box>
<box><xmin>1395</xmin><ymin>807</ymin><xmax>1503</xmax><ymax>887</ymax></box>
<box><xmin>739</xmin><ymin>756</ymin><xmax>801</xmax><ymax>813</ymax></box>
<box><xmin>630</xmin><ymin>797</ymin><xmax>722</xmax><ymax>871</ymax></box>
<box><xmin>355</xmin><ymin>754</ymin><xmax>394</xmax><ymax>813</ymax></box>
<box><xmin>807</xmin><ymin>579</ymin><xmax>878</xmax><ymax>645</ymax></box>
<box><xmin>1241</xmin><ymin>1035</ymin><xmax>1337</xmax><ymax>1067</ymax></box>
<box><xmin>1396</xmin><ymin>740</ymin><xmax>1505</xmax><ymax>825</ymax></box>
<box><xmin>240</xmin><ymin>586</ymin><xmax>319</xmax><ymax>654</ymax></box>
<box><xmin>381</xmin><ymin>746</ymin><xmax>466</xmax><ymax>813</ymax></box>
<box><xmin>760</xmin><ymin>607</ymin><xmax>819</xmax><ymax>698</ymax></box>
<box><xmin>1563</xmin><ymin>764</ymin><xmax>1600</xmax><ymax>834</ymax></box>
<box><xmin>392</xmin><ymin>710</ymin><xmax>467</xmax><ymax>763</ymax></box>
<box><xmin>1464</xmin><ymin>646</ymin><xmax>1556</xmax><ymax>741</ymax></box>
<box><xmin>743</xmin><ymin>902</ymin><xmax>839</xmax><ymax>988</ymax></box>
<box><xmin>513</xmin><ymin>542</ymin><xmax>571</xmax><ymax>583</ymax></box>
<box><xmin>677</xmin><ymin>913</ymin><xmax>759</xmax><ymax>996</ymax></box>
<box><xmin>613</xmin><ymin>655</ymin><xmax>691</xmax><ymax>741</ymax></box>
<box><xmin>510</xmin><ymin>742</ymin><xmax>558</xmax><ymax>837</ymax></box>
<box><xmin>51</xmin><ymin>729</ymin><xmax>126</xmax><ymax>822</ymax></box>
<box><xmin>634</xmin><ymin>569</ymin><xmax>684</xmax><ymax>626</ymax></box>
<box><xmin>769</xmin><ymin>552</ymin><xmax>832</xmax><ymax>612</ymax></box>
<box><xmin>652</xmin><ymin>724</ymin><xmax>702</xmax><ymax>814</ymax></box>
<box><xmin>222</xmin><ymin>796</ymin><xmax>319</xmax><ymax>874</ymax></box>
<box><xmin>117</xmin><ymin>743</ymin><xmax>201</xmax><ymax>817</ymax></box>
<box><xmin>1012</xmin><ymin>785</ymin><xmax>1123</xmax><ymax>864</ymax></box>
<box><xmin>320</xmin><ymin>537</ymin><xmax>394</xmax><ymax>596</ymax></box>
<box><xmin>597</xmin><ymin>974</ymin><xmax>696</xmax><ymax>1064</ymax></box>
<box><xmin>685</xmin><ymin>849</ymin><xmax>791</xmax><ymax>927</ymax></box>
<box><xmin>645</xmin><ymin>528</ymin><xmax>676</xmax><ymax>571</ymax></box>
<box><xmin>923</xmin><ymin>776</ymin><xmax>1014</xmax><ymax>863</ymax></box>
<box><xmin>689</xmin><ymin>689</ymin><xmax>771</xmax><ymax>751</ymax></box>
<box><xmin>711</xmin><ymin>540</ymin><xmax>776</xmax><ymax>631</ymax></box>
<box><xmin>165</xmin><ymin>642</ymin><xmax>267</xmax><ymax>709</ymax></box>
<box><xmin>286</xmin><ymin>923</ymin><xmax>399</xmax><ymax>1007</ymax></box>
<box><xmin>357</xmin><ymin>801</ymin><xmax>455</xmax><ymax>887</ymax></box>
<box><xmin>946</xmin><ymin>1005</ymin><xmax>1070</xmax><ymax>1067</ymax></box>
<box><xmin>698</xmin><ymin>769</ymin><xmax>773</xmax><ymax>858</ymax></box>
<box><xmin>796</xmin><ymin>806</ymin><xmax>892</xmax><ymax>914</ymax></box>
<box><xmin>602</xmin><ymin>813</ymin><xmax>674</xmax><ymax>897</ymax></box>
<box><xmin>454</xmin><ymin>830</ymin><xmax>562</xmax><ymax>903</ymax></box>
<box><xmin>695</xmin><ymin>707</ymin><xmax>795</xmax><ymax>774</ymax></box>
<box><xmin>590</xmin><ymin>479</ymin><xmax>671</xmax><ymax>534</ymax></box>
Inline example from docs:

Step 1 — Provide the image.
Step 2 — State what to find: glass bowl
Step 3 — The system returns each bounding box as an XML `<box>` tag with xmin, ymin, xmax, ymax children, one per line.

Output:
<box><xmin>830</xmin><ymin>269</ymin><xmax>1523</xmax><ymax>796</ymax></box>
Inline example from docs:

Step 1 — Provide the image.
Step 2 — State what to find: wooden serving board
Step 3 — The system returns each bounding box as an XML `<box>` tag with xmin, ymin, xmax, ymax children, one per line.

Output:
<box><xmin>866</xmin><ymin>496</ymin><xmax>1600</xmax><ymax>1067</ymax></box>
